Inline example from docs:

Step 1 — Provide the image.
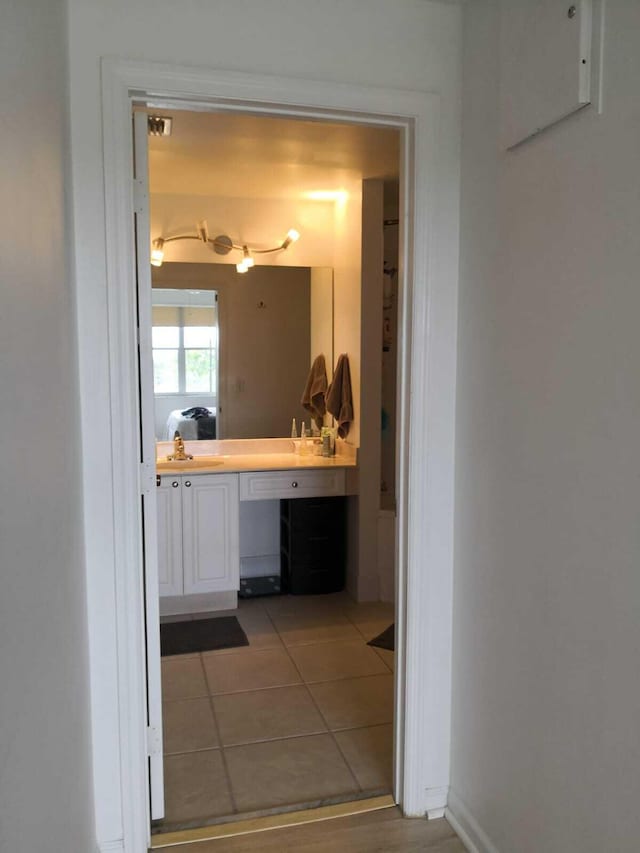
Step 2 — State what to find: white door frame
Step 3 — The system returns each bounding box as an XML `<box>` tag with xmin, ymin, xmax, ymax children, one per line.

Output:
<box><xmin>98</xmin><ymin>58</ymin><xmax>456</xmax><ymax>852</ymax></box>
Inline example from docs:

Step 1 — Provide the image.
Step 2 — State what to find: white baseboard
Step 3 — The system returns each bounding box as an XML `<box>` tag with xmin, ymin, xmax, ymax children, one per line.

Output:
<box><xmin>160</xmin><ymin>589</ymin><xmax>237</xmax><ymax>616</ymax></box>
<box><xmin>446</xmin><ymin>789</ymin><xmax>500</xmax><ymax>853</ymax></box>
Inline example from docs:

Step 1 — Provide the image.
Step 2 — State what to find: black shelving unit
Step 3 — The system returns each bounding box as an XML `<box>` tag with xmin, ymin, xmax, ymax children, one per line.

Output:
<box><xmin>280</xmin><ymin>497</ymin><xmax>346</xmax><ymax>595</ymax></box>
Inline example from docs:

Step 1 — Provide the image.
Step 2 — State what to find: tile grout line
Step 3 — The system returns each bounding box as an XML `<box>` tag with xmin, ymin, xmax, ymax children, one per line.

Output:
<box><xmin>372</xmin><ymin>646</ymin><xmax>394</xmax><ymax>674</ymax></box>
<box><xmin>163</xmin><ymin>719</ymin><xmax>395</xmax><ymax>757</ymax></box>
<box><xmin>205</xmin><ymin>670</ymin><xmax>392</xmax><ymax>697</ymax></box>
<box><xmin>200</xmin><ymin>653</ymin><xmax>239</xmax><ymax>817</ymax></box>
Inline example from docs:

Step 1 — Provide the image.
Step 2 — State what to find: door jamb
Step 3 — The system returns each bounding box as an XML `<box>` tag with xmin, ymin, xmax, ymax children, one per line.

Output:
<box><xmin>98</xmin><ymin>58</ymin><xmax>456</xmax><ymax>851</ymax></box>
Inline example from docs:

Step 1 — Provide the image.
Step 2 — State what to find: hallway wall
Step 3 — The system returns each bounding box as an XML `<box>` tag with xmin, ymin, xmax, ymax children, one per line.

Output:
<box><xmin>452</xmin><ymin>2</ymin><xmax>640</xmax><ymax>851</ymax></box>
<box><xmin>0</xmin><ymin>1</ymin><xmax>94</xmax><ymax>851</ymax></box>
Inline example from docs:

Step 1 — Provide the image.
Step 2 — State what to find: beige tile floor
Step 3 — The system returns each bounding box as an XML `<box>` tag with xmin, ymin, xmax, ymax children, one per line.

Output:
<box><xmin>155</xmin><ymin>593</ymin><xmax>395</xmax><ymax>832</ymax></box>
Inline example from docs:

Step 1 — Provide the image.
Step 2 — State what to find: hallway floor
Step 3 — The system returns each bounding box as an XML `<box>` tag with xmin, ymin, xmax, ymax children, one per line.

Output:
<box><xmin>156</xmin><ymin>593</ymin><xmax>395</xmax><ymax>832</ymax></box>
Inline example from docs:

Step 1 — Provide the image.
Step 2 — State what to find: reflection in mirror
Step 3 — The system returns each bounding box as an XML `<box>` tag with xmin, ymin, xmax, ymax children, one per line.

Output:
<box><xmin>151</xmin><ymin>289</ymin><xmax>219</xmax><ymax>439</ymax></box>
<box><xmin>151</xmin><ymin>264</ymin><xmax>333</xmax><ymax>440</ymax></box>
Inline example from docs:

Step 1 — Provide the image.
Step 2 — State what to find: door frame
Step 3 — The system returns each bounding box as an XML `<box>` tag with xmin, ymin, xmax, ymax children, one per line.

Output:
<box><xmin>98</xmin><ymin>58</ymin><xmax>456</xmax><ymax>851</ymax></box>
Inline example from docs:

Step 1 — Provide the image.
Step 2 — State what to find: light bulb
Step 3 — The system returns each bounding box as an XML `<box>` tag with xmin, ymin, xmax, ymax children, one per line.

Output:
<box><xmin>281</xmin><ymin>228</ymin><xmax>301</xmax><ymax>250</ymax></box>
<box><xmin>150</xmin><ymin>239</ymin><xmax>164</xmax><ymax>267</ymax></box>
<box><xmin>236</xmin><ymin>260</ymin><xmax>249</xmax><ymax>273</ymax></box>
<box><xmin>242</xmin><ymin>246</ymin><xmax>255</xmax><ymax>268</ymax></box>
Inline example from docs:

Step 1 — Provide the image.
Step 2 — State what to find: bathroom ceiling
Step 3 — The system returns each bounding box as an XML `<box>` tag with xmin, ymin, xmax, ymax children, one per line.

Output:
<box><xmin>145</xmin><ymin>109</ymin><xmax>400</xmax><ymax>200</ymax></box>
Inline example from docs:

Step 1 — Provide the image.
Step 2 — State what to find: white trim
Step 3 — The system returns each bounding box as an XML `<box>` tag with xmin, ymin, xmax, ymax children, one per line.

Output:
<box><xmin>446</xmin><ymin>789</ymin><xmax>501</xmax><ymax>853</ymax></box>
<box><xmin>425</xmin><ymin>784</ymin><xmax>450</xmax><ymax>820</ymax></box>
<box><xmin>94</xmin><ymin>58</ymin><xmax>457</xmax><ymax>850</ymax></box>
<box><xmin>99</xmin><ymin>841</ymin><xmax>125</xmax><ymax>853</ymax></box>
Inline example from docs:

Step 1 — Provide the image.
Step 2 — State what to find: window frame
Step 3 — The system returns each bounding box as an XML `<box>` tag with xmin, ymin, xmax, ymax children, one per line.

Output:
<box><xmin>151</xmin><ymin>304</ymin><xmax>218</xmax><ymax>398</ymax></box>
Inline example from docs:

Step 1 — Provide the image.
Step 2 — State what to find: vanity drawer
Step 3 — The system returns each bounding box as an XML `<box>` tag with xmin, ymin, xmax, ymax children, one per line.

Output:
<box><xmin>239</xmin><ymin>468</ymin><xmax>346</xmax><ymax>501</ymax></box>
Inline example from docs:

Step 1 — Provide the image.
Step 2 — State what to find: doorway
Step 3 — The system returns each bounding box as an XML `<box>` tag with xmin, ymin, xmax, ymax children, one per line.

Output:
<box><xmin>98</xmin><ymin>59</ymin><xmax>456</xmax><ymax>852</ymax></box>
<box><xmin>141</xmin><ymin>106</ymin><xmax>401</xmax><ymax>834</ymax></box>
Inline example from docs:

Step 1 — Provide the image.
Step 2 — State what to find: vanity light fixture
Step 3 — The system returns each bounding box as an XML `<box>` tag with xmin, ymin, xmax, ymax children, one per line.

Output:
<box><xmin>149</xmin><ymin>221</ymin><xmax>300</xmax><ymax>272</ymax></box>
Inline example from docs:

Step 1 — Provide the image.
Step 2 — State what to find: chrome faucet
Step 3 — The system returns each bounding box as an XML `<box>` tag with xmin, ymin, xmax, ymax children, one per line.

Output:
<box><xmin>167</xmin><ymin>431</ymin><xmax>193</xmax><ymax>461</ymax></box>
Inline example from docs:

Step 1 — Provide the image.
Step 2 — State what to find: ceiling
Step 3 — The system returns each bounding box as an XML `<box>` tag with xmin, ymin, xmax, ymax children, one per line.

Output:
<box><xmin>146</xmin><ymin>109</ymin><xmax>400</xmax><ymax>201</ymax></box>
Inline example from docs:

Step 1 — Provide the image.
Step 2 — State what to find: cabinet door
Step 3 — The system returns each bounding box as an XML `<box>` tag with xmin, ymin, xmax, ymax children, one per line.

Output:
<box><xmin>156</xmin><ymin>477</ymin><xmax>183</xmax><ymax>597</ymax></box>
<box><xmin>182</xmin><ymin>474</ymin><xmax>240</xmax><ymax>595</ymax></box>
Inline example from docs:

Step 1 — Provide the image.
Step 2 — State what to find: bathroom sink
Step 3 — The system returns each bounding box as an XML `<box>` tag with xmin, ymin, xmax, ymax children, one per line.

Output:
<box><xmin>157</xmin><ymin>456</ymin><xmax>225</xmax><ymax>471</ymax></box>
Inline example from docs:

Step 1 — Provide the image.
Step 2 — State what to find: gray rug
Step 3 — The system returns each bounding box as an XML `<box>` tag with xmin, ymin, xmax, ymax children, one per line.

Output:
<box><xmin>367</xmin><ymin>623</ymin><xmax>394</xmax><ymax>651</ymax></box>
<box><xmin>160</xmin><ymin>616</ymin><xmax>248</xmax><ymax>656</ymax></box>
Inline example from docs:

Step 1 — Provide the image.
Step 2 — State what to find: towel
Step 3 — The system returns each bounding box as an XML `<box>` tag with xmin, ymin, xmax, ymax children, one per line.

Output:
<box><xmin>326</xmin><ymin>353</ymin><xmax>354</xmax><ymax>439</ymax></box>
<box><xmin>301</xmin><ymin>354</ymin><xmax>328</xmax><ymax>430</ymax></box>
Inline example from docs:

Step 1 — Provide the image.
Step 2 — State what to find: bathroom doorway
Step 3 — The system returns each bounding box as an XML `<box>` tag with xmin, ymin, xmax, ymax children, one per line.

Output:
<box><xmin>97</xmin><ymin>58</ymin><xmax>457</xmax><ymax>851</ymax></box>
<box><xmin>138</xmin><ymin>105</ymin><xmax>402</xmax><ymax>838</ymax></box>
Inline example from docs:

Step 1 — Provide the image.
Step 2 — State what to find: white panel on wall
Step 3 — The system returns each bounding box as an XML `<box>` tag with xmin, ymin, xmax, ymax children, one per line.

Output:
<box><xmin>239</xmin><ymin>500</ymin><xmax>280</xmax><ymax>578</ymax></box>
<box><xmin>500</xmin><ymin>0</ymin><xmax>593</xmax><ymax>148</ymax></box>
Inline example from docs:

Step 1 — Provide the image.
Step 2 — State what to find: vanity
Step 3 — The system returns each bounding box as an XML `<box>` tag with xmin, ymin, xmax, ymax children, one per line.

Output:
<box><xmin>156</xmin><ymin>438</ymin><xmax>356</xmax><ymax>615</ymax></box>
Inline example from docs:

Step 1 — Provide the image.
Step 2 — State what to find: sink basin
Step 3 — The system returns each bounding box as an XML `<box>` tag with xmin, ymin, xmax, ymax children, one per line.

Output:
<box><xmin>157</xmin><ymin>456</ymin><xmax>225</xmax><ymax>470</ymax></box>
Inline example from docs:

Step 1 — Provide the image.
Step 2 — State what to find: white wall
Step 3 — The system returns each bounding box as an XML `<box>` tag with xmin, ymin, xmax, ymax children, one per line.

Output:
<box><xmin>65</xmin><ymin>0</ymin><xmax>461</xmax><ymax>844</ymax></box>
<box><xmin>451</xmin><ymin>2</ymin><xmax>640</xmax><ymax>851</ymax></box>
<box><xmin>0</xmin><ymin>1</ymin><xmax>94</xmax><ymax>851</ymax></box>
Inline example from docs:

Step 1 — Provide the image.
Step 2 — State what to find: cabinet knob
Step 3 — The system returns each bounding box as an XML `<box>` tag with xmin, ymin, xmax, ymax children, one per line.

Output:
<box><xmin>171</xmin><ymin>481</ymin><xmax>179</xmax><ymax>488</ymax></box>
<box><xmin>291</xmin><ymin>481</ymin><xmax>298</xmax><ymax>488</ymax></box>
<box><xmin>185</xmin><ymin>480</ymin><xmax>192</xmax><ymax>488</ymax></box>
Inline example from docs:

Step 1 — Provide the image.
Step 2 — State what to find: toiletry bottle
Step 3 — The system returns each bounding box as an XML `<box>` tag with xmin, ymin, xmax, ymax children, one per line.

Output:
<box><xmin>291</xmin><ymin>418</ymin><xmax>297</xmax><ymax>439</ymax></box>
<box><xmin>322</xmin><ymin>433</ymin><xmax>331</xmax><ymax>457</ymax></box>
<box><xmin>300</xmin><ymin>421</ymin><xmax>308</xmax><ymax>454</ymax></box>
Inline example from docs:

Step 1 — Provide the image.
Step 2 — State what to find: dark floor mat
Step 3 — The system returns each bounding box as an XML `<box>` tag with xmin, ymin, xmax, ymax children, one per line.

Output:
<box><xmin>160</xmin><ymin>616</ymin><xmax>249</xmax><ymax>656</ymax></box>
<box><xmin>367</xmin><ymin>623</ymin><xmax>394</xmax><ymax>651</ymax></box>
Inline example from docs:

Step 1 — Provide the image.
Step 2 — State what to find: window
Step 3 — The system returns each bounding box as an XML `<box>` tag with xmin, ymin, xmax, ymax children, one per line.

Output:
<box><xmin>151</xmin><ymin>294</ymin><xmax>218</xmax><ymax>396</ymax></box>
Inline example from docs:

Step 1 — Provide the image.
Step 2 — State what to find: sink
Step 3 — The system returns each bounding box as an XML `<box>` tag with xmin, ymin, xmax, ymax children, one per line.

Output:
<box><xmin>157</xmin><ymin>456</ymin><xmax>225</xmax><ymax>471</ymax></box>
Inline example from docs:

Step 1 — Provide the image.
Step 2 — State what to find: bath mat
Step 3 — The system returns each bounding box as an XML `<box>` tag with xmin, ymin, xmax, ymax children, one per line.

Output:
<box><xmin>161</xmin><ymin>616</ymin><xmax>249</xmax><ymax>657</ymax></box>
<box><xmin>367</xmin><ymin>623</ymin><xmax>394</xmax><ymax>652</ymax></box>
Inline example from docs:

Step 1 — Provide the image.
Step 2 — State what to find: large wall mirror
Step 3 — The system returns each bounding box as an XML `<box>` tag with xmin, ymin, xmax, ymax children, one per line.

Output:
<box><xmin>152</xmin><ymin>263</ymin><xmax>333</xmax><ymax>440</ymax></box>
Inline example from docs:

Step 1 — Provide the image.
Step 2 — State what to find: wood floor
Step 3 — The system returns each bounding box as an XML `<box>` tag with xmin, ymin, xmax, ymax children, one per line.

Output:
<box><xmin>161</xmin><ymin>808</ymin><xmax>466</xmax><ymax>852</ymax></box>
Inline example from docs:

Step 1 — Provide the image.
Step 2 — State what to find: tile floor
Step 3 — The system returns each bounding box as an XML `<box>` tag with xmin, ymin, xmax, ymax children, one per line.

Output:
<box><xmin>155</xmin><ymin>592</ymin><xmax>395</xmax><ymax>832</ymax></box>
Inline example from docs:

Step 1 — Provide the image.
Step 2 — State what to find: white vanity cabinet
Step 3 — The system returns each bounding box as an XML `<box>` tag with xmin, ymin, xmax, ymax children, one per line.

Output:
<box><xmin>156</xmin><ymin>473</ymin><xmax>240</xmax><ymax>599</ymax></box>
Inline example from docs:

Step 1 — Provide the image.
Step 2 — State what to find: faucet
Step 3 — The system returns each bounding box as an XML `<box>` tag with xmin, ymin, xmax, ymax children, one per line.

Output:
<box><xmin>167</xmin><ymin>431</ymin><xmax>193</xmax><ymax>461</ymax></box>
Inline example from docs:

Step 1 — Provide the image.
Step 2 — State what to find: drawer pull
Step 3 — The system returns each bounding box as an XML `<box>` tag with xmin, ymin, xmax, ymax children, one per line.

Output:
<box><xmin>185</xmin><ymin>480</ymin><xmax>192</xmax><ymax>488</ymax></box>
<box><xmin>291</xmin><ymin>481</ymin><xmax>298</xmax><ymax>488</ymax></box>
<box><xmin>171</xmin><ymin>481</ymin><xmax>179</xmax><ymax>488</ymax></box>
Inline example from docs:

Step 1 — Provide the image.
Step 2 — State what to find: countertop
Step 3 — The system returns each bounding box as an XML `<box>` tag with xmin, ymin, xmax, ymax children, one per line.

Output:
<box><xmin>155</xmin><ymin>437</ymin><xmax>357</xmax><ymax>476</ymax></box>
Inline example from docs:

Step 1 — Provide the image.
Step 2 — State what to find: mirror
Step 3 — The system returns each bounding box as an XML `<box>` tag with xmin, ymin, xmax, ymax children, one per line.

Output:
<box><xmin>152</xmin><ymin>263</ymin><xmax>333</xmax><ymax>440</ymax></box>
